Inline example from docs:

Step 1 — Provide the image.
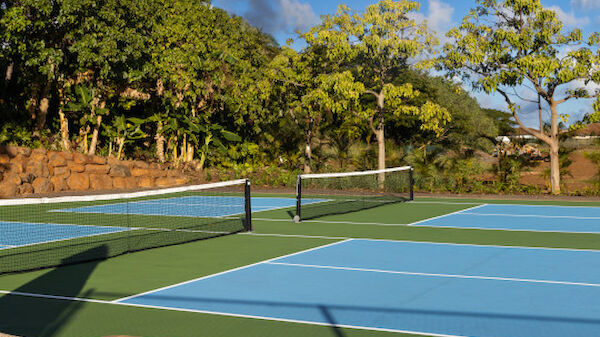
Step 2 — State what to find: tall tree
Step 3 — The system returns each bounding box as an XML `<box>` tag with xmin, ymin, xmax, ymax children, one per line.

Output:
<box><xmin>301</xmin><ymin>0</ymin><xmax>450</xmax><ymax>183</ymax></box>
<box><xmin>439</xmin><ymin>0</ymin><xmax>600</xmax><ymax>194</ymax></box>
<box><xmin>267</xmin><ymin>45</ymin><xmax>363</xmax><ymax>173</ymax></box>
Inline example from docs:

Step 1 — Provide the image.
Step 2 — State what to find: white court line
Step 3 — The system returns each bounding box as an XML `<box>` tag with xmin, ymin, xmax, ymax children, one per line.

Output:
<box><xmin>409</xmin><ymin>223</ymin><xmax>600</xmax><ymax>235</ymax></box>
<box><xmin>462</xmin><ymin>212</ymin><xmax>600</xmax><ymax>220</ymax></box>
<box><xmin>413</xmin><ymin>201</ymin><xmax>600</xmax><ymax>208</ymax></box>
<box><xmin>253</xmin><ymin>217</ymin><xmax>411</xmax><ymax>226</ymax></box>
<box><xmin>409</xmin><ymin>201</ymin><xmax>486</xmax><ymax>205</ymax></box>
<box><xmin>242</xmin><ymin>232</ymin><xmax>600</xmax><ymax>252</ymax></box>
<box><xmin>265</xmin><ymin>262</ymin><xmax>600</xmax><ymax>288</ymax></box>
<box><xmin>113</xmin><ymin>239</ymin><xmax>351</xmax><ymax>303</ymax></box>
<box><xmin>0</xmin><ymin>290</ymin><xmax>464</xmax><ymax>337</ymax></box>
<box><xmin>407</xmin><ymin>204</ymin><xmax>488</xmax><ymax>226</ymax></box>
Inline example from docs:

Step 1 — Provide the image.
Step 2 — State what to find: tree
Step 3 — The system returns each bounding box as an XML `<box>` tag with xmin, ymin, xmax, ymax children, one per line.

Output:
<box><xmin>267</xmin><ymin>45</ymin><xmax>363</xmax><ymax>173</ymax></box>
<box><xmin>301</xmin><ymin>0</ymin><xmax>450</xmax><ymax>184</ymax></box>
<box><xmin>439</xmin><ymin>0</ymin><xmax>600</xmax><ymax>194</ymax></box>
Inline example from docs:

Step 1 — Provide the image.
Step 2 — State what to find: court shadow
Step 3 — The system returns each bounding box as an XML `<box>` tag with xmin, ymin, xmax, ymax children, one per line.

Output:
<box><xmin>319</xmin><ymin>305</ymin><xmax>347</xmax><ymax>337</ymax></box>
<box><xmin>0</xmin><ymin>245</ymin><xmax>108</xmax><ymax>337</ymax></box>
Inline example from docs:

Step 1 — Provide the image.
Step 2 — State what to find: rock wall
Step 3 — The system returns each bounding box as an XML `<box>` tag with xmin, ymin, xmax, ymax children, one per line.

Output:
<box><xmin>0</xmin><ymin>146</ymin><xmax>189</xmax><ymax>198</ymax></box>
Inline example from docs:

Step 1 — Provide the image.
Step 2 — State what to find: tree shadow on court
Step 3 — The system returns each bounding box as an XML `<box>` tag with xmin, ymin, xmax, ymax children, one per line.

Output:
<box><xmin>0</xmin><ymin>245</ymin><xmax>108</xmax><ymax>337</ymax></box>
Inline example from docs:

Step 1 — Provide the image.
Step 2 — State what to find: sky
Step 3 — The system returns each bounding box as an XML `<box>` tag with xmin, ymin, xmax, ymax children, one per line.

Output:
<box><xmin>212</xmin><ymin>0</ymin><xmax>600</xmax><ymax>128</ymax></box>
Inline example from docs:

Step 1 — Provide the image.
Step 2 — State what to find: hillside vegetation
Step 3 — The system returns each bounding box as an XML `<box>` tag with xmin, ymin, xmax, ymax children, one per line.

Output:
<box><xmin>1</xmin><ymin>0</ymin><xmax>599</xmax><ymax>195</ymax></box>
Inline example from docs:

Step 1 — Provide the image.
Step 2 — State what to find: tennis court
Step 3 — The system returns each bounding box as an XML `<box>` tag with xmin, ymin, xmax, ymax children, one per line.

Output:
<box><xmin>53</xmin><ymin>196</ymin><xmax>328</xmax><ymax>218</ymax></box>
<box><xmin>0</xmin><ymin>221</ymin><xmax>128</xmax><ymax>249</ymax></box>
<box><xmin>116</xmin><ymin>239</ymin><xmax>600</xmax><ymax>337</ymax></box>
<box><xmin>1</xmin><ymin>175</ymin><xmax>600</xmax><ymax>337</ymax></box>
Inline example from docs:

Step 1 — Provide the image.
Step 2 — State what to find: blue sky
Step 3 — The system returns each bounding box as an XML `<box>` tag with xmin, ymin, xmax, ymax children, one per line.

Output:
<box><xmin>212</xmin><ymin>0</ymin><xmax>600</xmax><ymax>128</ymax></box>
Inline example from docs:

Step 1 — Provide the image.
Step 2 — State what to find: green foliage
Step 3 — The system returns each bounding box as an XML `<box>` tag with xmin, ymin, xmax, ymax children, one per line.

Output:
<box><xmin>0</xmin><ymin>122</ymin><xmax>44</xmax><ymax>148</ymax></box>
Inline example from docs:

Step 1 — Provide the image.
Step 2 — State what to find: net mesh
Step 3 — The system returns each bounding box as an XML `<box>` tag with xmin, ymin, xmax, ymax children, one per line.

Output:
<box><xmin>295</xmin><ymin>166</ymin><xmax>413</xmax><ymax>221</ymax></box>
<box><xmin>0</xmin><ymin>179</ymin><xmax>251</xmax><ymax>274</ymax></box>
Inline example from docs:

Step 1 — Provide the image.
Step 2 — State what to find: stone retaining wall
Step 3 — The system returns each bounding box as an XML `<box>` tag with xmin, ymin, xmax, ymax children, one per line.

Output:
<box><xmin>0</xmin><ymin>146</ymin><xmax>189</xmax><ymax>198</ymax></box>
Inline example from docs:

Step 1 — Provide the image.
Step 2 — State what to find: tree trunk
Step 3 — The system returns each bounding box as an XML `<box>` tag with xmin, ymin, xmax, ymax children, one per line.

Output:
<box><xmin>549</xmin><ymin>141</ymin><xmax>560</xmax><ymax>194</ymax></box>
<box><xmin>5</xmin><ymin>62</ymin><xmax>13</xmax><ymax>82</ymax></box>
<box><xmin>88</xmin><ymin>115</ymin><xmax>102</xmax><ymax>155</ymax></box>
<box><xmin>155</xmin><ymin>121</ymin><xmax>166</xmax><ymax>163</ymax></box>
<box><xmin>88</xmin><ymin>100</ymin><xmax>105</xmax><ymax>155</ymax></box>
<box><xmin>58</xmin><ymin>86</ymin><xmax>71</xmax><ymax>152</ymax></box>
<box><xmin>35</xmin><ymin>81</ymin><xmax>52</xmax><ymax>131</ymax></box>
<box><xmin>549</xmin><ymin>103</ymin><xmax>560</xmax><ymax>194</ymax></box>
<box><xmin>375</xmin><ymin>119</ymin><xmax>385</xmax><ymax>189</ymax></box>
<box><xmin>375</xmin><ymin>93</ymin><xmax>386</xmax><ymax>189</ymax></box>
<box><xmin>304</xmin><ymin>127</ymin><xmax>312</xmax><ymax>174</ymax></box>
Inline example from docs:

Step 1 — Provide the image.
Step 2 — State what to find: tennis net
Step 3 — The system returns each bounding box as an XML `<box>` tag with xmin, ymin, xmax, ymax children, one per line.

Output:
<box><xmin>0</xmin><ymin>179</ymin><xmax>252</xmax><ymax>274</ymax></box>
<box><xmin>294</xmin><ymin>166</ymin><xmax>413</xmax><ymax>222</ymax></box>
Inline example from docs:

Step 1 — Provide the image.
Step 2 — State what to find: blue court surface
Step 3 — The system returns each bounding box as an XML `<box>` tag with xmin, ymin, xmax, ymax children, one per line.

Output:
<box><xmin>412</xmin><ymin>203</ymin><xmax>600</xmax><ymax>233</ymax></box>
<box><xmin>0</xmin><ymin>221</ymin><xmax>127</xmax><ymax>249</ymax></box>
<box><xmin>117</xmin><ymin>239</ymin><xmax>600</xmax><ymax>337</ymax></box>
<box><xmin>54</xmin><ymin>196</ymin><xmax>325</xmax><ymax>218</ymax></box>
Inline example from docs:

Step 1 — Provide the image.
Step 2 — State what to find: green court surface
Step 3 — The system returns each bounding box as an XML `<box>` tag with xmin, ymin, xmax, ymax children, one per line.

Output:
<box><xmin>1</xmin><ymin>195</ymin><xmax>600</xmax><ymax>337</ymax></box>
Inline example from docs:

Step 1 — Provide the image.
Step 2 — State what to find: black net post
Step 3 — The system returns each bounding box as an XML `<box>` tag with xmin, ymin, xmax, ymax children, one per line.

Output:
<box><xmin>244</xmin><ymin>179</ymin><xmax>252</xmax><ymax>231</ymax></box>
<box><xmin>294</xmin><ymin>175</ymin><xmax>302</xmax><ymax>222</ymax></box>
<box><xmin>409</xmin><ymin>167</ymin><xmax>414</xmax><ymax>201</ymax></box>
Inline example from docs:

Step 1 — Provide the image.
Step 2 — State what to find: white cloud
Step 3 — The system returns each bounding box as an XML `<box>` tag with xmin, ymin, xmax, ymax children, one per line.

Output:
<box><xmin>547</xmin><ymin>5</ymin><xmax>590</xmax><ymax>27</ymax></box>
<box><xmin>280</xmin><ymin>0</ymin><xmax>320</xmax><ymax>33</ymax></box>
<box><xmin>427</xmin><ymin>0</ymin><xmax>454</xmax><ymax>33</ymax></box>
<box><xmin>571</xmin><ymin>0</ymin><xmax>600</xmax><ymax>10</ymax></box>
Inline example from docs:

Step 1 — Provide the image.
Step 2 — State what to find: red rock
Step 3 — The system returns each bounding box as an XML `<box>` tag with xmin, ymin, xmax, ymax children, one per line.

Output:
<box><xmin>90</xmin><ymin>155</ymin><xmax>107</xmax><ymax>165</ymax></box>
<box><xmin>32</xmin><ymin>177</ymin><xmax>53</xmax><ymax>193</ymax></box>
<box><xmin>19</xmin><ymin>173</ymin><xmax>35</xmax><ymax>184</ymax></box>
<box><xmin>31</xmin><ymin>147</ymin><xmax>46</xmax><ymax>155</ymax></box>
<box><xmin>26</xmin><ymin>160</ymin><xmax>50</xmax><ymax>177</ymax></box>
<box><xmin>73</xmin><ymin>152</ymin><xmax>92</xmax><ymax>164</ymax></box>
<box><xmin>68</xmin><ymin>173</ymin><xmax>90</xmax><ymax>190</ymax></box>
<box><xmin>139</xmin><ymin>177</ymin><xmax>155</xmax><ymax>188</ymax></box>
<box><xmin>5</xmin><ymin>174</ymin><xmax>22</xmax><ymax>185</ymax></box>
<box><xmin>130</xmin><ymin>168</ymin><xmax>153</xmax><ymax>177</ymax></box>
<box><xmin>19</xmin><ymin>182</ymin><xmax>34</xmax><ymax>195</ymax></box>
<box><xmin>50</xmin><ymin>166</ymin><xmax>70</xmax><ymax>176</ymax></box>
<box><xmin>85</xmin><ymin>164</ymin><xmax>110</xmax><ymax>174</ymax></box>
<box><xmin>0</xmin><ymin>154</ymin><xmax>9</xmax><ymax>164</ymax></box>
<box><xmin>133</xmin><ymin>160</ymin><xmax>149</xmax><ymax>169</ymax></box>
<box><xmin>0</xmin><ymin>181</ymin><xmax>18</xmax><ymax>197</ymax></box>
<box><xmin>90</xmin><ymin>174</ymin><xmax>113</xmax><ymax>190</ymax></box>
<box><xmin>29</xmin><ymin>151</ymin><xmax>48</xmax><ymax>164</ymax></box>
<box><xmin>19</xmin><ymin>147</ymin><xmax>33</xmax><ymax>157</ymax></box>
<box><xmin>0</xmin><ymin>145</ymin><xmax>19</xmax><ymax>157</ymax></box>
<box><xmin>167</xmin><ymin>170</ymin><xmax>181</xmax><ymax>177</ymax></box>
<box><xmin>175</xmin><ymin>178</ymin><xmax>188</xmax><ymax>185</ymax></box>
<box><xmin>48</xmin><ymin>152</ymin><xmax>68</xmax><ymax>167</ymax></box>
<box><xmin>8</xmin><ymin>162</ymin><xmax>24</xmax><ymax>174</ymax></box>
<box><xmin>59</xmin><ymin>152</ymin><xmax>74</xmax><ymax>161</ymax></box>
<box><xmin>155</xmin><ymin>177</ymin><xmax>178</xmax><ymax>187</ymax></box>
<box><xmin>109</xmin><ymin>164</ymin><xmax>131</xmax><ymax>177</ymax></box>
<box><xmin>112</xmin><ymin>177</ymin><xmax>139</xmax><ymax>189</ymax></box>
<box><xmin>51</xmin><ymin>176</ymin><xmax>69</xmax><ymax>192</ymax></box>
<box><xmin>67</xmin><ymin>162</ymin><xmax>85</xmax><ymax>173</ymax></box>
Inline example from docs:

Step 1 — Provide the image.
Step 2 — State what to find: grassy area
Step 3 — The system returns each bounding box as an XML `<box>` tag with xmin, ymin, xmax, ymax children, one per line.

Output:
<box><xmin>1</xmin><ymin>196</ymin><xmax>600</xmax><ymax>337</ymax></box>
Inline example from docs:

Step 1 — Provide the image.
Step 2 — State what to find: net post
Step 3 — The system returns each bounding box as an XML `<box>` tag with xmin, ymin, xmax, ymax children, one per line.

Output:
<box><xmin>294</xmin><ymin>175</ymin><xmax>301</xmax><ymax>223</ymax></box>
<box><xmin>409</xmin><ymin>167</ymin><xmax>414</xmax><ymax>201</ymax></box>
<box><xmin>244</xmin><ymin>179</ymin><xmax>252</xmax><ymax>231</ymax></box>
